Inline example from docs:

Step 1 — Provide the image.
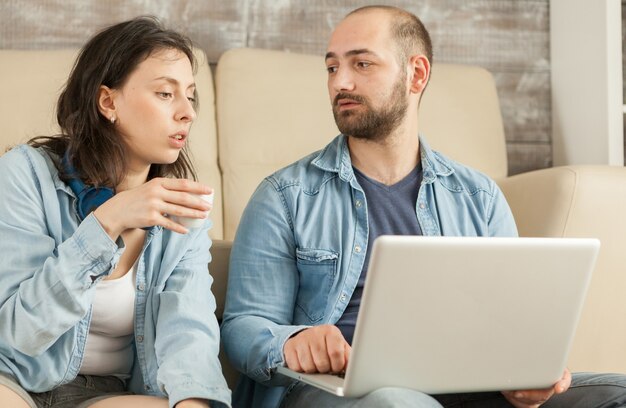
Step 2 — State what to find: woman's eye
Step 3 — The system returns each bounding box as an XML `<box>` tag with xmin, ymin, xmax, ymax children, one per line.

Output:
<box><xmin>157</xmin><ymin>92</ymin><xmax>173</xmax><ymax>99</ymax></box>
<box><xmin>187</xmin><ymin>96</ymin><xmax>196</xmax><ymax>103</ymax></box>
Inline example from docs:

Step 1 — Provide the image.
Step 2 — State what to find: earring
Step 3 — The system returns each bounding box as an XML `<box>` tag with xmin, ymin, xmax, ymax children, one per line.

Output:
<box><xmin>110</xmin><ymin>116</ymin><xmax>116</xmax><ymax>124</ymax></box>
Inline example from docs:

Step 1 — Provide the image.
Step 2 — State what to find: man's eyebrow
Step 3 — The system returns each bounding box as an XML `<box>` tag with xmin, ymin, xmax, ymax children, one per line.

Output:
<box><xmin>152</xmin><ymin>76</ymin><xmax>196</xmax><ymax>89</ymax></box>
<box><xmin>325</xmin><ymin>49</ymin><xmax>378</xmax><ymax>60</ymax></box>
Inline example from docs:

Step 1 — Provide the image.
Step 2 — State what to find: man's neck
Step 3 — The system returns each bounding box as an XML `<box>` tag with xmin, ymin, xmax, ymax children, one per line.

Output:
<box><xmin>348</xmin><ymin>123</ymin><xmax>420</xmax><ymax>186</ymax></box>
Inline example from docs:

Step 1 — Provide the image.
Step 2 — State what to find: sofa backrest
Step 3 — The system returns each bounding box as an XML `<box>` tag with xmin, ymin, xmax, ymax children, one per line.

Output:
<box><xmin>216</xmin><ymin>48</ymin><xmax>507</xmax><ymax>240</ymax></box>
<box><xmin>0</xmin><ymin>49</ymin><xmax>225</xmax><ymax>239</ymax></box>
<box><xmin>0</xmin><ymin>46</ymin><xmax>508</xmax><ymax>243</ymax></box>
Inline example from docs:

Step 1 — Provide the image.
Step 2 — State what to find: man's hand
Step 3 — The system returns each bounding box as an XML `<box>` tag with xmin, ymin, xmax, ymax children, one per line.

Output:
<box><xmin>283</xmin><ymin>325</ymin><xmax>351</xmax><ymax>374</ymax></box>
<box><xmin>175</xmin><ymin>398</ymin><xmax>210</xmax><ymax>408</ymax></box>
<box><xmin>501</xmin><ymin>368</ymin><xmax>571</xmax><ymax>408</ymax></box>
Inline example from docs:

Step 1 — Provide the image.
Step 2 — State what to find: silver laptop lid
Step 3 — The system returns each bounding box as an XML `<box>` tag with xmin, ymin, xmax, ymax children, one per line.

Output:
<box><xmin>343</xmin><ymin>236</ymin><xmax>599</xmax><ymax>397</ymax></box>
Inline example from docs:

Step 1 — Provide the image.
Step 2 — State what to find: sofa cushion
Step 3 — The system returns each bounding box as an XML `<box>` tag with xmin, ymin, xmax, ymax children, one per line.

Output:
<box><xmin>216</xmin><ymin>48</ymin><xmax>339</xmax><ymax>240</ymax></box>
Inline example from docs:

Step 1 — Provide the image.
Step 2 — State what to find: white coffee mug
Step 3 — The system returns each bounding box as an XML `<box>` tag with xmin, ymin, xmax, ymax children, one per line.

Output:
<box><xmin>171</xmin><ymin>192</ymin><xmax>214</xmax><ymax>229</ymax></box>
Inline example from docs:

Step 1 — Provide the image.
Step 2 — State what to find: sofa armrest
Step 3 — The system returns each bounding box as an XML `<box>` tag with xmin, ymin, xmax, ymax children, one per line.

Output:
<box><xmin>497</xmin><ymin>166</ymin><xmax>578</xmax><ymax>237</ymax></box>
<box><xmin>498</xmin><ymin>165</ymin><xmax>626</xmax><ymax>373</ymax></box>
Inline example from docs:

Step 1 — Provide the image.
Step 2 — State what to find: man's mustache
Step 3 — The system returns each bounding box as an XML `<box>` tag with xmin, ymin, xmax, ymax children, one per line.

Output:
<box><xmin>333</xmin><ymin>93</ymin><xmax>368</xmax><ymax>107</ymax></box>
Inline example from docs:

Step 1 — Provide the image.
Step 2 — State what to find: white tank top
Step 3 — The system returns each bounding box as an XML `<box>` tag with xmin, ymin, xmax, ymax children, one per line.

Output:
<box><xmin>79</xmin><ymin>263</ymin><xmax>137</xmax><ymax>377</ymax></box>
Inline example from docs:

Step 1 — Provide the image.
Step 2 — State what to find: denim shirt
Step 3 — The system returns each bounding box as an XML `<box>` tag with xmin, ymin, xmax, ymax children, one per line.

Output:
<box><xmin>0</xmin><ymin>145</ymin><xmax>231</xmax><ymax>408</ymax></box>
<box><xmin>221</xmin><ymin>134</ymin><xmax>518</xmax><ymax>408</ymax></box>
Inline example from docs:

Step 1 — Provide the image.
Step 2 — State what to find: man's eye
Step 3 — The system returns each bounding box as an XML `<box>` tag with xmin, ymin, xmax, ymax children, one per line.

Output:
<box><xmin>326</xmin><ymin>66</ymin><xmax>338</xmax><ymax>74</ymax></box>
<box><xmin>157</xmin><ymin>92</ymin><xmax>173</xmax><ymax>99</ymax></box>
<box><xmin>357</xmin><ymin>61</ymin><xmax>371</xmax><ymax>68</ymax></box>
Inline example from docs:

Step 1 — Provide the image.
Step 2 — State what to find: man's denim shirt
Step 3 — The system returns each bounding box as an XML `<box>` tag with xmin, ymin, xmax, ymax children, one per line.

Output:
<box><xmin>221</xmin><ymin>134</ymin><xmax>518</xmax><ymax>408</ymax></box>
<box><xmin>0</xmin><ymin>145</ymin><xmax>231</xmax><ymax>408</ymax></box>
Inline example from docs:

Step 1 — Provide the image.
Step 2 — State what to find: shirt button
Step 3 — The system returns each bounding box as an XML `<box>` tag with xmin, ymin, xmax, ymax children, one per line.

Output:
<box><xmin>137</xmin><ymin>335</ymin><xmax>144</xmax><ymax>343</ymax></box>
<box><xmin>355</xmin><ymin>200</ymin><xmax>362</xmax><ymax>208</ymax></box>
<box><xmin>419</xmin><ymin>203</ymin><xmax>426</xmax><ymax>209</ymax></box>
<box><xmin>354</xmin><ymin>245</ymin><xmax>362</xmax><ymax>253</ymax></box>
<box><xmin>137</xmin><ymin>283</ymin><xmax>145</xmax><ymax>291</ymax></box>
<box><xmin>340</xmin><ymin>294</ymin><xmax>347</xmax><ymax>302</ymax></box>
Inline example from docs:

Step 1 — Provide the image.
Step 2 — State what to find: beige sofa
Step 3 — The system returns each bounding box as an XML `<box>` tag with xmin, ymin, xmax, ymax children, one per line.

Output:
<box><xmin>1</xmin><ymin>47</ymin><xmax>625</xmax><ymax>390</ymax></box>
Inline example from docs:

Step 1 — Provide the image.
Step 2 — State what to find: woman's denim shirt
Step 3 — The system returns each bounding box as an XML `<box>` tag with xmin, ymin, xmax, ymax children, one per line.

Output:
<box><xmin>0</xmin><ymin>145</ymin><xmax>231</xmax><ymax>408</ymax></box>
<box><xmin>221</xmin><ymin>134</ymin><xmax>518</xmax><ymax>408</ymax></box>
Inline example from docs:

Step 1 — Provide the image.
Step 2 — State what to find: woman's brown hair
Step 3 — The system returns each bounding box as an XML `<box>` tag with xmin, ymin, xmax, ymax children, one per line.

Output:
<box><xmin>29</xmin><ymin>16</ymin><xmax>198</xmax><ymax>187</ymax></box>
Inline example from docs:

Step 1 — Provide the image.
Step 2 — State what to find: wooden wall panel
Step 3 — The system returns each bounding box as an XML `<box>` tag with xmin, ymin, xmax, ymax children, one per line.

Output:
<box><xmin>623</xmin><ymin>0</ymin><xmax>626</xmax><ymax>163</ymax></box>
<box><xmin>494</xmin><ymin>72</ymin><xmax>551</xmax><ymax>143</ymax></box>
<box><xmin>623</xmin><ymin>0</ymin><xmax>626</xmax><ymax>105</ymax></box>
<box><xmin>507</xmin><ymin>143</ymin><xmax>551</xmax><ymax>176</ymax></box>
<box><xmin>0</xmin><ymin>0</ymin><xmax>247</xmax><ymax>61</ymax></box>
<box><xmin>0</xmin><ymin>0</ymin><xmax>552</xmax><ymax>175</ymax></box>
<box><xmin>248</xmin><ymin>0</ymin><xmax>549</xmax><ymax>70</ymax></box>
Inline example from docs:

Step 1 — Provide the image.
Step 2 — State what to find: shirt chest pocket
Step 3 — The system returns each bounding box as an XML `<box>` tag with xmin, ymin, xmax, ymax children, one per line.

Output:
<box><xmin>295</xmin><ymin>248</ymin><xmax>338</xmax><ymax>323</ymax></box>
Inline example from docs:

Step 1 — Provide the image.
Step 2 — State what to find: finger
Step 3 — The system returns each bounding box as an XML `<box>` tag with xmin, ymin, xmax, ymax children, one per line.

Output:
<box><xmin>502</xmin><ymin>391</ymin><xmax>540</xmax><ymax>408</ymax></box>
<box><xmin>325</xmin><ymin>334</ymin><xmax>346</xmax><ymax>373</ymax></box>
<box><xmin>162</xmin><ymin>190</ymin><xmax>212</xmax><ymax>212</ymax></box>
<box><xmin>162</xmin><ymin>202</ymin><xmax>210</xmax><ymax>221</ymax></box>
<box><xmin>284</xmin><ymin>346</ymin><xmax>302</xmax><ymax>372</ymax></box>
<box><xmin>159</xmin><ymin>178</ymin><xmax>212</xmax><ymax>195</ymax></box>
<box><xmin>344</xmin><ymin>342</ymin><xmax>351</xmax><ymax>368</ymax></box>
<box><xmin>501</xmin><ymin>391</ymin><xmax>526</xmax><ymax>408</ymax></box>
<box><xmin>295</xmin><ymin>342</ymin><xmax>316</xmax><ymax>373</ymax></box>
<box><xmin>503</xmin><ymin>395</ymin><xmax>542</xmax><ymax>408</ymax></box>
<box><xmin>309</xmin><ymin>337</ymin><xmax>332</xmax><ymax>373</ymax></box>
<box><xmin>555</xmin><ymin>368</ymin><xmax>572</xmax><ymax>394</ymax></box>
<box><xmin>511</xmin><ymin>388</ymin><xmax>554</xmax><ymax>405</ymax></box>
<box><xmin>160</xmin><ymin>215</ymin><xmax>190</xmax><ymax>234</ymax></box>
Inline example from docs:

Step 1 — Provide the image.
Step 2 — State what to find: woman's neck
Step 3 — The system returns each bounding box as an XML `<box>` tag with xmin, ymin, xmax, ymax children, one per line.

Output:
<box><xmin>117</xmin><ymin>165</ymin><xmax>150</xmax><ymax>192</ymax></box>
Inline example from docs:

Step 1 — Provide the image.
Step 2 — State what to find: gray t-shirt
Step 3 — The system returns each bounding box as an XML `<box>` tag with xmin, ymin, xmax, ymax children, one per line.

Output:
<box><xmin>336</xmin><ymin>164</ymin><xmax>423</xmax><ymax>344</ymax></box>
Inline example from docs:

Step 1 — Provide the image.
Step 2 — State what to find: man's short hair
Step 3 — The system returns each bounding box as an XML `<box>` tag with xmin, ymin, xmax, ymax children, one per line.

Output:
<box><xmin>347</xmin><ymin>6</ymin><xmax>433</xmax><ymax>66</ymax></box>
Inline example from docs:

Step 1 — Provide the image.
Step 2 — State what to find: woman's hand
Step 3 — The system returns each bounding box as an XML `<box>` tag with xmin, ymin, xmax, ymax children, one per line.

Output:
<box><xmin>93</xmin><ymin>177</ymin><xmax>212</xmax><ymax>239</ymax></box>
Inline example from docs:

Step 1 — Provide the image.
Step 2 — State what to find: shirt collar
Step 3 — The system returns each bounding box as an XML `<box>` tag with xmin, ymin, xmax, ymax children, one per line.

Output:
<box><xmin>311</xmin><ymin>133</ymin><xmax>456</xmax><ymax>184</ymax></box>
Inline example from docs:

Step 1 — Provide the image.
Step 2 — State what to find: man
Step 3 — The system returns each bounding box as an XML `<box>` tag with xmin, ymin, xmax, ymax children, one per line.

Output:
<box><xmin>221</xmin><ymin>5</ymin><xmax>626</xmax><ymax>408</ymax></box>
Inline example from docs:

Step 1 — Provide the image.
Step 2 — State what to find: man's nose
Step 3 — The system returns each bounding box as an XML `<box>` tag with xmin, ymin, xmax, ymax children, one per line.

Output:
<box><xmin>331</xmin><ymin>66</ymin><xmax>356</xmax><ymax>93</ymax></box>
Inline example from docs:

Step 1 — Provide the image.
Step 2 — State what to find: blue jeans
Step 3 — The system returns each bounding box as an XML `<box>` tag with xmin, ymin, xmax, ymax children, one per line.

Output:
<box><xmin>0</xmin><ymin>374</ymin><xmax>132</xmax><ymax>408</ymax></box>
<box><xmin>280</xmin><ymin>372</ymin><xmax>626</xmax><ymax>407</ymax></box>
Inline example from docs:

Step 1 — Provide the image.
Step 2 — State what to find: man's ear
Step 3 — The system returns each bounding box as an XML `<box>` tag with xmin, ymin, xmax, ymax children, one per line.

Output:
<box><xmin>97</xmin><ymin>85</ymin><xmax>117</xmax><ymax>123</ymax></box>
<box><xmin>408</xmin><ymin>55</ymin><xmax>430</xmax><ymax>95</ymax></box>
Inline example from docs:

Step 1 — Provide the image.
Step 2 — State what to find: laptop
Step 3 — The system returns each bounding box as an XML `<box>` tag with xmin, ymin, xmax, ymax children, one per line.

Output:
<box><xmin>277</xmin><ymin>236</ymin><xmax>600</xmax><ymax>397</ymax></box>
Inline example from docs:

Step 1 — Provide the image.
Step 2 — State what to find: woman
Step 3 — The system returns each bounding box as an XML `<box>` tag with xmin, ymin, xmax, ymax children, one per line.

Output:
<box><xmin>0</xmin><ymin>17</ymin><xmax>230</xmax><ymax>408</ymax></box>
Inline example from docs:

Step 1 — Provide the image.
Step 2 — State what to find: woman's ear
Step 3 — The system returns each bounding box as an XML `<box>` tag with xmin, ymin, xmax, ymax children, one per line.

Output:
<box><xmin>408</xmin><ymin>55</ymin><xmax>430</xmax><ymax>95</ymax></box>
<box><xmin>97</xmin><ymin>85</ymin><xmax>117</xmax><ymax>123</ymax></box>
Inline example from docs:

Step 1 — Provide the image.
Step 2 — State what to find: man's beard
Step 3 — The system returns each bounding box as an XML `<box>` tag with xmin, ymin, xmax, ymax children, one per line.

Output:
<box><xmin>332</xmin><ymin>76</ymin><xmax>409</xmax><ymax>142</ymax></box>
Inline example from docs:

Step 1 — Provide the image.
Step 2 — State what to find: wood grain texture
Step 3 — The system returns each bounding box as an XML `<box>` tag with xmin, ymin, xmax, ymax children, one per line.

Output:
<box><xmin>623</xmin><ymin>0</ymin><xmax>626</xmax><ymax>163</ymax></box>
<box><xmin>494</xmin><ymin>72</ymin><xmax>551</xmax><ymax>144</ymax></box>
<box><xmin>247</xmin><ymin>0</ymin><xmax>549</xmax><ymax>70</ymax></box>
<box><xmin>0</xmin><ymin>0</ymin><xmax>247</xmax><ymax>61</ymax></box>
<box><xmin>507</xmin><ymin>142</ymin><xmax>552</xmax><ymax>175</ymax></box>
<box><xmin>623</xmin><ymin>0</ymin><xmax>626</xmax><ymax>105</ymax></box>
<box><xmin>0</xmin><ymin>0</ymin><xmax>553</xmax><ymax>174</ymax></box>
